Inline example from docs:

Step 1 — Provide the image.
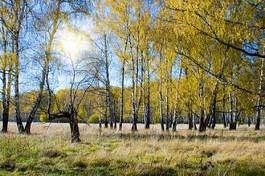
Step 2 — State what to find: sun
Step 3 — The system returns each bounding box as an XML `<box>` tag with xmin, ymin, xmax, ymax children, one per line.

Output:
<box><xmin>56</xmin><ymin>26</ymin><xmax>90</xmax><ymax>60</ymax></box>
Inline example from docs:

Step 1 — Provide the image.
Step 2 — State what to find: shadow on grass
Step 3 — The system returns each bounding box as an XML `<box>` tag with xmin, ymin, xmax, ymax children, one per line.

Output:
<box><xmin>90</xmin><ymin>131</ymin><xmax>265</xmax><ymax>143</ymax></box>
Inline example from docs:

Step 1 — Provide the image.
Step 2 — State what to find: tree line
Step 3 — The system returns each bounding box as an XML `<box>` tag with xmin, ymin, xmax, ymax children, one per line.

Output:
<box><xmin>0</xmin><ymin>0</ymin><xmax>264</xmax><ymax>143</ymax></box>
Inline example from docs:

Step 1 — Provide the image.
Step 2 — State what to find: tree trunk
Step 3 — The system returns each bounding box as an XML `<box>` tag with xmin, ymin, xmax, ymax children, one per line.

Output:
<box><xmin>159</xmin><ymin>51</ymin><xmax>164</xmax><ymax>131</ymax></box>
<box><xmin>135</xmin><ymin>50</ymin><xmax>145</xmax><ymax>130</ymax></box>
<box><xmin>2</xmin><ymin>58</ymin><xmax>12</xmax><ymax>133</ymax></box>
<box><xmin>248</xmin><ymin>117</ymin><xmax>251</xmax><ymax>127</ymax></box>
<box><xmin>99</xmin><ymin>117</ymin><xmax>102</xmax><ymax>129</ymax></box>
<box><xmin>255</xmin><ymin>57</ymin><xmax>264</xmax><ymax>130</ymax></box>
<box><xmin>2</xmin><ymin>107</ymin><xmax>9</xmax><ymax>133</ymax></box>
<box><xmin>159</xmin><ymin>82</ymin><xmax>164</xmax><ymax>131</ymax></box>
<box><xmin>255</xmin><ymin>107</ymin><xmax>261</xmax><ymax>130</ymax></box>
<box><xmin>46</xmin><ymin>63</ymin><xmax>52</xmax><ymax>119</ymax></box>
<box><xmin>229</xmin><ymin>92</ymin><xmax>237</xmax><ymax>130</ymax></box>
<box><xmin>131</xmin><ymin>69</ymin><xmax>137</xmax><ymax>131</ymax></box>
<box><xmin>69</xmin><ymin>105</ymin><xmax>81</xmax><ymax>143</ymax></box>
<box><xmin>2</xmin><ymin>57</ymin><xmax>8</xmax><ymax>133</ymax></box>
<box><xmin>113</xmin><ymin>98</ymin><xmax>117</xmax><ymax>129</ymax></box>
<box><xmin>199</xmin><ymin>82</ymin><xmax>206</xmax><ymax>132</ymax></box>
<box><xmin>108</xmin><ymin>93</ymin><xmax>114</xmax><ymax>129</ymax></box>
<box><xmin>229</xmin><ymin>66</ymin><xmax>237</xmax><ymax>130</ymax></box>
<box><xmin>210</xmin><ymin>100</ymin><xmax>217</xmax><ymax>129</ymax></box>
<box><xmin>131</xmin><ymin>39</ymin><xmax>137</xmax><ymax>131</ymax></box>
<box><xmin>145</xmin><ymin>57</ymin><xmax>151</xmax><ymax>129</ymax></box>
<box><xmin>209</xmin><ymin>82</ymin><xmax>219</xmax><ymax>129</ymax></box>
<box><xmin>119</xmin><ymin>59</ymin><xmax>125</xmax><ymax>131</ymax></box>
<box><xmin>96</xmin><ymin>74</ymin><xmax>102</xmax><ymax>129</ymax></box>
<box><xmin>172</xmin><ymin>66</ymin><xmax>182</xmax><ymax>132</ymax></box>
<box><xmin>25</xmin><ymin>65</ymin><xmax>46</xmax><ymax>134</ymax></box>
<box><xmin>131</xmin><ymin>28</ymin><xmax>141</xmax><ymax>131</ymax></box>
<box><xmin>199</xmin><ymin>109</ymin><xmax>206</xmax><ymax>132</ymax></box>
<box><xmin>165</xmin><ymin>71</ymin><xmax>170</xmax><ymax>131</ymax></box>
<box><xmin>1</xmin><ymin>33</ymin><xmax>8</xmax><ymax>133</ymax></box>
<box><xmin>131</xmin><ymin>74</ymin><xmax>138</xmax><ymax>131</ymax></box>
<box><xmin>103</xmin><ymin>34</ymin><xmax>114</xmax><ymax>129</ymax></box>
<box><xmin>14</xmin><ymin>32</ymin><xmax>24</xmax><ymax>133</ymax></box>
<box><xmin>104</xmin><ymin>95</ymin><xmax>108</xmax><ymax>128</ymax></box>
<box><xmin>172</xmin><ymin>109</ymin><xmax>178</xmax><ymax>132</ymax></box>
<box><xmin>222</xmin><ymin>86</ymin><xmax>227</xmax><ymax>128</ymax></box>
<box><xmin>188</xmin><ymin>111</ymin><xmax>193</xmax><ymax>130</ymax></box>
<box><xmin>143</xmin><ymin>87</ymin><xmax>147</xmax><ymax>129</ymax></box>
<box><xmin>119</xmin><ymin>35</ymin><xmax>129</xmax><ymax>131</ymax></box>
<box><xmin>25</xmin><ymin>2</ymin><xmax>61</xmax><ymax>134</ymax></box>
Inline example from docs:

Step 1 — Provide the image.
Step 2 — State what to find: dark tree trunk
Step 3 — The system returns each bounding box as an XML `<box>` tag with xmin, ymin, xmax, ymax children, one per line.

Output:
<box><xmin>99</xmin><ymin>118</ymin><xmax>102</xmax><ymax>129</ymax></box>
<box><xmin>222</xmin><ymin>86</ymin><xmax>227</xmax><ymax>128</ymax></box>
<box><xmin>14</xmin><ymin>33</ymin><xmax>24</xmax><ymax>133</ymax></box>
<box><xmin>199</xmin><ymin>81</ymin><xmax>206</xmax><ymax>132</ymax></box>
<box><xmin>2</xmin><ymin>110</ymin><xmax>8</xmax><ymax>133</ymax></box>
<box><xmin>210</xmin><ymin>93</ymin><xmax>217</xmax><ymax>129</ymax></box>
<box><xmin>248</xmin><ymin>117</ymin><xmax>251</xmax><ymax>127</ymax></box>
<box><xmin>46</xmin><ymin>64</ymin><xmax>52</xmax><ymax>120</ymax></box>
<box><xmin>109</xmin><ymin>94</ymin><xmax>114</xmax><ymax>129</ymax></box>
<box><xmin>172</xmin><ymin>66</ymin><xmax>182</xmax><ymax>132</ymax></box>
<box><xmin>188</xmin><ymin>111</ymin><xmax>193</xmax><ymax>130</ymax></box>
<box><xmin>172</xmin><ymin>109</ymin><xmax>177</xmax><ymax>132</ymax></box>
<box><xmin>131</xmin><ymin>67</ymin><xmax>137</xmax><ymax>131</ymax></box>
<box><xmin>141</xmin><ymin>52</ymin><xmax>147</xmax><ymax>130</ymax></box>
<box><xmin>104</xmin><ymin>96</ymin><xmax>108</xmax><ymax>128</ymax></box>
<box><xmin>2</xmin><ymin>58</ymin><xmax>12</xmax><ymax>133</ymax></box>
<box><xmin>229</xmin><ymin>93</ymin><xmax>237</xmax><ymax>130</ymax></box>
<box><xmin>131</xmin><ymin>59</ymin><xmax>138</xmax><ymax>133</ymax></box>
<box><xmin>47</xmin><ymin>2</ymin><xmax>61</xmax><ymax>121</ymax></box>
<box><xmin>2</xmin><ymin>99</ymin><xmax>8</xmax><ymax>133</ymax></box>
<box><xmin>131</xmin><ymin>114</ymin><xmax>138</xmax><ymax>131</ymax></box>
<box><xmin>131</xmin><ymin>73</ymin><xmax>138</xmax><ymax>131</ymax></box>
<box><xmin>1</xmin><ymin>38</ymin><xmax>8</xmax><ymax>133</ymax></box>
<box><xmin>25</xmin><ymin>61</ymin><xmax>47</xmax><ymax>134</ymax></box>
<box><xmin>69</xmin><ymin>105</ymin><xmax>81</xmax><ymax>143</ymax></box>
<box><xmin>119</xmin><ymin>34</ymin><xmax>128</xmax><ymax>131</ymax></box>
<box><xmin>97</xmin><ymin>79</ymin><xmax>102</xmax><ymax>129</ymax></box>
<box><xmin>103</xmin><ymin>34</ymin><xmax>114</xmax><ymax>129</ymax></box>
<box><xmin>145</xmin><ymin>58</ymin><xmax>151</xmax><ymax>129</ymax></box>
<box><xmin>209</xmin><ymin>64</ymin><xmax>224</xmax><ymax>129</ymax></box>
<box><xmin>229</xmin><ymin>122</ymin><xmax>237</xmax><ymax>130</ymax></box>
<box><xmin>159</xmin><ymin>72</ymin><xmax>164</xmax><ymax>131</ymax></box>
<box><xmin>2</xmin><ymin>112</ymin><xmax>8</xmax><ymax>133</ymax></box>
<box><xmin>159</xmin><ymin>106</ymin><xmax>164</xmax><ymax>131</ymax></box>
<box><xmin>199</xmin><ymin>109</ymin><xmax>206</xmax><ymax>132</ymax></box>
<box><xmin>223</xmin><ymin>113</ymin><xmax>227</xmax><ymax>128</ymax></box>
<box><xmin>113</xmin><ymin>99</ymin><xmax>117</xmax><ymax>129</ymax></box>
<box><xmin>255</xmin><ymin>109</ymin><xmax>261</xmax><ymax>130</ymax></box>
<box><xmin>25</xmin><ymin>2</ymin><xmax>61</xmax><ymax>134</ymax></box>
<box><xmin>119</xmin><ymin>60</ymin><xmax>125</xmax><ymax>131</ymax></box>
<box><xmin>255</xmin><ymin>57</ymin><xmax>264</xmax><ymax>130</ymax></box>
<box><xmin>130</xmin><ymin>35</ymin><xmax>138</xmax><ymax>132</ymax></box>
<box><xmin>165</xmin><ymin>72</ymin><xmax>170</xmax><ymax>131</ymax></box>
<box><xmin>229</xmin><ymin>65</ymin><xmax>238</xmax><ymax>130</ymax></box>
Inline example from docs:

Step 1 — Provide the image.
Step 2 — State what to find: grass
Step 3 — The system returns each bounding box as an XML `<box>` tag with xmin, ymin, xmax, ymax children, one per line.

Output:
<box><xmin>1</xmin><ymin>123</ymin><xmax>265</xmax><ymax>175</ymax></box>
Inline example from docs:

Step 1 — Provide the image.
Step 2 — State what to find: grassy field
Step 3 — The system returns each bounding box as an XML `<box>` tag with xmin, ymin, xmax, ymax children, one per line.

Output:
<box><xmin>1</xmin><ymin>123</ymin><xmax>265</xmax><ymax>175</ymax></box>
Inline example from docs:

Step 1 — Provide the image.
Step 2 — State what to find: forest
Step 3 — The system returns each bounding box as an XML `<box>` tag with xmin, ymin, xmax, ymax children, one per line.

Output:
<box><xmin>0</xmin><ymin>0</ymin><xmax>265</xmax><ymax>175</ymax></box>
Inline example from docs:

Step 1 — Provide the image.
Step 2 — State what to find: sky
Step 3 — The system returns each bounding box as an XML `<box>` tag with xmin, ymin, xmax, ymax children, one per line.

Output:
<box><xmin>52</xmin><ymin>17</ymin><xmax>128</xmax><ymax>91</ymax></box>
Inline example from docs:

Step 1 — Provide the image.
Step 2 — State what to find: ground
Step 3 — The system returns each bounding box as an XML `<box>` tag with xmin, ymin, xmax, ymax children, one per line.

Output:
<box><xmin>1</xmin><ymin>123</ymin><xmax>265</xmax><ymax>176</ymax></box>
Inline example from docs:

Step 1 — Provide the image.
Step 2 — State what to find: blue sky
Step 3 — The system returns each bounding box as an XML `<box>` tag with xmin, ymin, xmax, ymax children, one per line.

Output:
<box><xmin>50</xmin><ymin>17</ymin><xmax>130</xmax><ymax>91</ymax></box>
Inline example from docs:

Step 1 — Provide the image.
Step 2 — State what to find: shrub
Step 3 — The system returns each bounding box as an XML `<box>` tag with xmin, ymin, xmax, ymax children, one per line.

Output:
<box><xmin>87</xmin><ymin>113</ymin><xmax>99</xmax><ymax>123</ymax></box>
<box><xmin>39</xmin><ymin>112</ymin><xmax>48</xmax><ymax>122</ymax></box>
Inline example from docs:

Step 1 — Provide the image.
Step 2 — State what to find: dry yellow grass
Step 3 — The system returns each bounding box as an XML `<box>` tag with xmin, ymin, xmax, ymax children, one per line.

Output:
<box><xmin>1</xmin><ymin>122</ymin><xmax>265</xmax><ymax>175</ymax></box>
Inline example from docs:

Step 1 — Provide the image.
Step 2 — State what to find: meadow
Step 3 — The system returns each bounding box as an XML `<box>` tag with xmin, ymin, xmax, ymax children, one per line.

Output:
<box><xmin>0</xmin><ymin>123</ymin><xmax>265</xmax><ymax>176</ymax></box>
